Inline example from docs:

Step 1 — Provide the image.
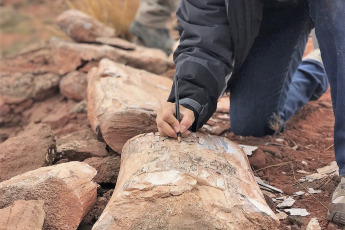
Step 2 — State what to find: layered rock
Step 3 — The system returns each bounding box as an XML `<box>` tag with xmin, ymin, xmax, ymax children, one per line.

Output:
<box><xmin>0</xmin><ymin>124</ymin><xmax>56</xmax><ymax>182</ymax></box>
<box><xmin>0</xmin><ymin>162</ymin><xmax>97</xmax><ymax>230</ymax></box>
<box><xmin>56</xmin><ymin>128</ymin><xmax>108</xmax><ymax>161</ymax></box>
<box><xmin>95</xmin><ymin>37</ymin><xmax>136</xmax><ymax>50</ymax></box>
<box><xmin>87</xmin><ymin>59</ymin><xmax>172</xmax><ymax>153</ymax></box>
<box><xmin>0</xmin><ymin>39</ymin><xmax>171</xmax><ymax>76</ymax></box>
<box><xmin>57</xmin><ymin>10</ymin><xmax>115</xmax><ymax>43</ymax></box>
<box><xmin>59</xmin><ymin>71</ymin><xmax>87</xmax><ymax>101</ymax></box>
<box><xmin>0</xmin><ymin>200</ymin><xmax>45</xmax><ymax>230</ymax></box>
<box><xmin>56</xmin><ymin>10</ymin><xmax>136</xmax><ymax>50</ymax></box>
<box><xmin>0</xmin><ymin>72</ymin><xmax>61</xmax><ymax>126</ymax></box>
<box><xmin>0</xmin><ymin>72</ymin><xmax>60</xmax><ymax>105</ymax></box>
<box><xmin>84</xmin><ymin>156</ymin><xmax>121</xmax><ymax>184</ymax></box>
<box><xmin>51</xmin><ymin>39</ymin><xmax>170</xmax><ymax>75</ymax></box>
<box><xmin>92</xmin><ymin>133</ymin><xmax>279</xmax><ymax>230</ymax></box>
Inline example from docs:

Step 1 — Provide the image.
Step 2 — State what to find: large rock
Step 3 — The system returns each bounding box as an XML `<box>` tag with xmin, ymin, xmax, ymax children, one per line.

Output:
<box><xmin>84</xmin><ymin>156</ymin><xmax>121</xmax><ymax>184</ymax></box>
<box><xmin>51</xmin><ymin>39</ymin><xmax>171</xmax><ymax>75</ymax></box>
<box><xmin>0</xmin><ymin>162</ymin><xmax>97</xmax><ymax>230</ymax></box>
<box><xmin>56</xmin><ymin>128</ymin><xmax>108</xmax><ymax>161</ymax></box>
<box><xmin>57</xmin><ymin>10</ymin><xmax>115</xmax><ymax>43</ymax></box>
<box><xmin>0</xmin><ymin>200</ymin><xmax>45</xmax><ymax>230</ymax></box>
<box><xmin>0</xmin><ymin>72</ymin><xmax>60</xmax><ymax>126</ymax></box>
<box><xmin>92</xmin><ymin>133</ymin><xmax>279</xmax><ymax>229</ymax></box>
<box><xmin>0</xmin><ymin>72</ymin><xmax>60</xmax><ymax>105</ymax></box>
<box><xmin>59</xmin><ymin>71</ymin><xmax>87</xmax><ymax>101</ymax></box>
<box><xmin>0</xmin><ymin>43</ymin><xmax>57</xmax><ymax>75</ymax></box>
<box><xmin>32</xmin><ymin>72</ymin><xmax>61</xmax><ymax>101</ymax></box>
<box><xmin>95</xmin><ymin>37</ymin><xmax>136</xmax><ymax>50</ymax></box>
<box><xmin>0</xmin><ymin>124</ymin><xmax>56</xmax><ymax>182</ymax></box>
<box><xmin>0</xmin><ymin>39</ymin><xmax>171</xmax><ymax>75</ymax></box>
<box><xmin>87</xmin><ymin>59</ymin><xmax>172</xmax><ymax>153</ymax></box>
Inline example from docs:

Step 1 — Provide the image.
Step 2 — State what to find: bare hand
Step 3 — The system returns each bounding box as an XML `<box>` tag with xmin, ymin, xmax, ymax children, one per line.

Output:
<box><xmin>156</xmin><ymin>102</ymin><xmax>195</xmax><ymax>138</ymax></box>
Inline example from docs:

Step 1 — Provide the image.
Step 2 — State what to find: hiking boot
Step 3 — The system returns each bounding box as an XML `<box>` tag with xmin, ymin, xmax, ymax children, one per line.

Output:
<box><xmin>328</xmin><ymin>177</ymin><xmax>345</xmax><ymax>225</ymax></box>
<box><xmin>129</xmin><ymin>20</ymin><xmax>174</xmax><ymax>55</ymax></box>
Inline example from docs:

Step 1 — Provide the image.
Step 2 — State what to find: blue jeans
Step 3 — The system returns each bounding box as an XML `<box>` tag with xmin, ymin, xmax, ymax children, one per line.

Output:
<box><xmin>229</xmin><ymin>1</ymin><xmax>345</xmax><ymax>175</ymax></box>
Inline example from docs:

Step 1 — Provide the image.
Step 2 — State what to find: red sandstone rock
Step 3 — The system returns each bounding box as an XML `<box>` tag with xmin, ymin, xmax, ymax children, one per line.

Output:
<box><xmin>51</xmin><ymin>39</ymin><xmax>171</xmax><ymax>75</ymax></box>
<box><xmin>32</xmin><ymin>73</ymin><xmax>61</xmax><ymax>101</ymax></box>
<box><xmin>0</xmin><ymin>101</ymin><xmax>10</xmax><ymax>116</ymax></box>
<box><xmin>0</xmin><ymin>162</ymin><xmax>97</xmax><ymax>230</ymax></box>
<box><xmin>12</xmin><ymin>99</ymin><xmax>33</xmax><ymax>114</ymax></box>
<box><xmin>0</xmin><ymin>72</ymin><xmax>60</xmax><ymax>105</ymax></box>
<box><xmin>84</xmin><ymin>156</ymin><xmax>121</xmax><ymax>184</ymax></box>
<box><xmin>248</xmin><ymin>149</ymin><xmax>267</xmax><ymax>170</ymax></box>
<box><xmin>87</xmin><ymin>59</ymin><xmax>172</xmax><ymax>153</ymax></box>
<box><xmin>95</xmin><ymin>37</ymin><xmax>136</xmax><ymax>50</ymax></box>
<box><xmin>0</xmin><ymin>200</ymin><xmax>45</xmax><ymax>230</ymax></box>
<box><xmin>0</xmin><ymin>72</ymin><xmax>34</xmax><ymax>104</ymax></box>
<box><xmin>57</xmin><ymin>10</ymin><xmax>115</xmax><ymax>43</ymax></box>
<box><xmin>0</xmin><ymin>71</ymin><xmax>60</xmax><ymax>126</ymax></box>
<box><xmin>59</xmin><ymin>71</ymin><xmax>87</xmax><ymax>101</ymax></box>
<box><xmin>0</xmin><ymin>39</ymin><xmax>171</xmax><ymax>75</ymax></box>
<box><xmin>92</xmin><ymin>133</ymin><xmax>279</xmax><ymax>229</ymax></box>
<box><xmin>56</xmin><ymin>128</ymin><xmax>108</xmax><ymax>161</ymax></box>
<box><xmin>0</xmin><ymin>43</ymin><xmax>57</xmax><ymax>75</ymax></box>
<box><xmin>0</xmin><ymin>124</ymin><xmax>56</xmax><ymax>182</ymax></box>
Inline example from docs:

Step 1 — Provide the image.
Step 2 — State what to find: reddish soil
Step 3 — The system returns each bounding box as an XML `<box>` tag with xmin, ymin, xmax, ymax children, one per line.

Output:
<box><xmin>226</xmin><ymin>90</ymin><xmax>339</xmax><ymax>229</ymax></box>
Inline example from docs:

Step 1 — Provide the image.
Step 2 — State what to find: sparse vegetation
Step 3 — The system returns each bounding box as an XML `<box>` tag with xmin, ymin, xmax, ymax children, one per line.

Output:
<box><xmin>65</xmin><ymin>0</ymin><xmax>139</xmax><ymax>39</ymax></box>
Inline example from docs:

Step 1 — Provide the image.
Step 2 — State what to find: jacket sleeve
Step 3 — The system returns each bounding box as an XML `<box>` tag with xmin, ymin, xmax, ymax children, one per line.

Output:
<box><xmin>167</xmin><ymin>0</ymin><xmax>234</xmax><ymax>131</ymax></box>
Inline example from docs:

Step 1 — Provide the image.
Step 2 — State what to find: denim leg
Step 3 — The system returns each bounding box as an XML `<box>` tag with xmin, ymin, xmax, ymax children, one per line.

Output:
<box><xmin>307</xmin><ymin>0</ymin><xmax>345</xmax><ymax>175</ymax></box>
<box><xmin>229</xmin><ymin>4</ymin><xmax>313</xmax><ymax>136</ymax></box>
<box><xmin>283</xmin><ymin>59</ymin><xmax>328</xmax><ymax>121</ymax></box>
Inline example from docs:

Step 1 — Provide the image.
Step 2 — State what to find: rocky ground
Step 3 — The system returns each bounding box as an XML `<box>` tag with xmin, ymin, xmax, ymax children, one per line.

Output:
<box><xmin>0</xmin><ymin>2</ymin><xmax>342</xmax><ymax>230</ymax></box>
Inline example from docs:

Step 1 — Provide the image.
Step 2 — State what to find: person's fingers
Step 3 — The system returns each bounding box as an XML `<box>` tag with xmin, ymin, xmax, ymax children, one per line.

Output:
<box><xmin>156</xmin><ymin>102</ymin><xmax>195</xmax><ymax>139</ymax></box>
<box><xmin>181</xmin><ymin>131</ymin><xmax>192</xmax><ymax>137</ymax></box>
<box><xmin>179</xmin><ymin>106</ymin><xmax>195</xmax><ymax>134</ymax></box>
<box><xmin>156</xmin><ymin>102</ymin><xmax>180</xmax><ymax>137</ymax></box>
<box><xmin>157</xmin><ymin>120</ymin><xmax>177</xmax><ymax>137</ymax></box>
<box><xmin>161</xmin><ymin>107</ymin><xmax>180</xmax><ymax>132</ymax></box>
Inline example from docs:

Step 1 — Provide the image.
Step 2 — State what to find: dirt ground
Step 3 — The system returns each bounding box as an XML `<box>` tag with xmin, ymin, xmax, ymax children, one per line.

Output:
<box><xmin>0</xmin><ymin>1</ymin><xmax>342</xmax><ymax>229</ymax></box>
<box><xmin>226</xmin><ymin>90</ymin><xmax>340</xmax><ymax>229</ymax></box>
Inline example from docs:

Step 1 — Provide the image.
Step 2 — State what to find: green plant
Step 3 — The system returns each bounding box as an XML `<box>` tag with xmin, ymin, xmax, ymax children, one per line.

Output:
<box><xmin>66</xmin><ymin>0</ymin><xmax>139</xmax><ymax>39</ymax></box>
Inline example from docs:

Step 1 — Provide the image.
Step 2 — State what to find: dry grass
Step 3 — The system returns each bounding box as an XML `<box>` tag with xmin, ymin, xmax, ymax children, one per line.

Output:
<box><xmin>65</xmin><ymin>0</ymin><xmax>139</xmax><ymax>39</ymax></box>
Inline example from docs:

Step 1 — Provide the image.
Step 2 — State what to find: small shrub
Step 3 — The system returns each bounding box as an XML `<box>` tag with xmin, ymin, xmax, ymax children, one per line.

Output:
<box><xmin>66</xmin><ymin>0</ymin><xmax>139</xmax><ymax>39</ymax></box>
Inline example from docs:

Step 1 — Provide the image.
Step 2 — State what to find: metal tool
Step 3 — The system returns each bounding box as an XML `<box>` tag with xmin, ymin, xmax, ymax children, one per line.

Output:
<box><xmin>174</xmin><ymin>75</ymin><xmax>181</xmax><ymax>142</ymax></box>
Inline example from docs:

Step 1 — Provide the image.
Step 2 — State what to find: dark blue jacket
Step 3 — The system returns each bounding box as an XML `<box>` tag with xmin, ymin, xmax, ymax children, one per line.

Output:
<box><xmin>167</xmin><ymin>0</ymin><xmax>301</xmax><ymax>131</ymax></box>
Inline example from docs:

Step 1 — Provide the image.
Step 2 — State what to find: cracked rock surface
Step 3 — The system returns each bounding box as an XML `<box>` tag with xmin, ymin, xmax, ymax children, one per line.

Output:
<box><xmin>0</xmin><ymin>124</ymin><xmax>56</xmax><ymax>182</ymax></box>
<box><xmin>0</xmin><ymin>200</ymin><xmax>45</xmax><ymax>230</ymax></box>
<box><xmin>92</xmin><ymin>133</ymin><xmax>279</xmax><ymax>230</ymax></box>
<box><xmin>0</xmin><ymin>162</ymin><xmax>97</xmax><ymax>230</ymax></box>
<box><xmin>87</xmin><ymin>59</ymin><xmax>172</xmax><ymax>153</ymax></box>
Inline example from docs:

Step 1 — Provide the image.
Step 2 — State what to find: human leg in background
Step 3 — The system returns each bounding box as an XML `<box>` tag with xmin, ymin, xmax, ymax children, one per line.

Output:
<box><xmin>130</xmin><ymin>0</ymin><xmax>180</xmax><ymax>55</ymax></box>
<box><xmin>134</xmin><ymin>0</ymin><xmax>179</xmax><ymax>29</ymax></box>
<box><xmin>307</xmin><ymin>0</ymin><xmax>345</xmax><ymax>177</ymax></box>
<box><xmin>307</xmin><ymin>0</ymin><xmax>345</xmax><ymax>224</ymax></box>
<box><xmin>229</xmin><ymin>3</ymin><xmax>314</xmax><ymax>136</ymax></box>
<box><xmin>282</xmin><ymin>49</ymin><xmax>328</xmax><ymax>122</ymax></box>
